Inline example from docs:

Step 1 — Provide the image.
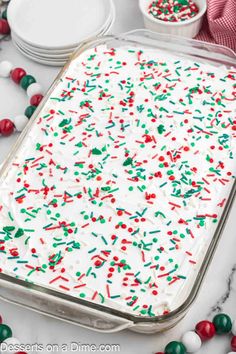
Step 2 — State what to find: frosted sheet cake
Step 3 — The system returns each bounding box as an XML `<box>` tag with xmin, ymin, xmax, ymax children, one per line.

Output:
<box><xmin>0</xmin><ymin>43</ymin><xmax>235</xmax><ymax>317</ymax></box>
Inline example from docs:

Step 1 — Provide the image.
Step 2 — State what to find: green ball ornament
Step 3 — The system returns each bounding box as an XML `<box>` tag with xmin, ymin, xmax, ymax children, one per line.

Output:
<box><xmin>165</xmin><ymin>341</ymin><xmax>187</xmax><ymax>354</ymax></box>
<box><xmin>0</xmin><ymin>324</ymin><xmax>12</xmax><ymax>342</ymax></box>
<box><xmin>213</xmin><ymin>313</ymin><xmax>232</xmax><ymax>334</ymax></box>
<box><xmin>25</xmin><ymin>105</ymin><xmax>36</xmax><ymax>118</ymax></box>
<box><xmin>20</xmin><ymin>75</ymin><xmax>36</xmax><ymax>90</ymax></box>
<box><xmin>2</xmin><ymin>9</ymin><xmax>7</xmax><ymax>20</ymax></box>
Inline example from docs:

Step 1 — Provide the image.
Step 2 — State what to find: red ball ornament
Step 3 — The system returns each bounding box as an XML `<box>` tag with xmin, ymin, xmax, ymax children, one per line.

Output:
<box><xmin>0</xmin><ymin>19</ymin><xmax>10</xmax><ymax>35</ymax></box>
<box><xmin>195</xmin><ymin>320</ymin><xmax>216</xmax><ymax>341</ymax></box>
<box><xmin>0</xmin><ymin>315</ymin><xmax>2</xmax><ymax>324</ymax></box>
<box><xmin>30</xmin><ymin>94</ymin><xmax>43</xmax><ymax>107</ymax></box>
<box><xmin>231</xmin><ymin>336</ymin><xmax>236</xmax><ymax>351</ymax></box>
<box><xmin>15</xmin><ymin>352</ymin><xmax>28</xmax><ymax>354</ymax></box>
<box><xmin>0</xmin><ymin>119</ymin><xmax>14</xmax><ymax>136</ymax></box>
<box><xmin>10</xmin><ymin>68</ymin><xmax>27</xmax><ymax>84</ymax></box>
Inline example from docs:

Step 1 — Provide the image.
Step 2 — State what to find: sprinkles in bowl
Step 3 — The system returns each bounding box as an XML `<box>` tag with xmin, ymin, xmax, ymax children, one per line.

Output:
<box><xmin>148</xmin><ymin>0</ymin><xmax>199</xmax><ymax>22</ymax></box>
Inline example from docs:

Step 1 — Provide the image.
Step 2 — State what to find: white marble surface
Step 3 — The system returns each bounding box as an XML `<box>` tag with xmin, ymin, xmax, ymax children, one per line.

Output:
<box><xmin>0</xmin><ymin>1</ymin><xmax>235</xmax><ymax>353</ymax></box>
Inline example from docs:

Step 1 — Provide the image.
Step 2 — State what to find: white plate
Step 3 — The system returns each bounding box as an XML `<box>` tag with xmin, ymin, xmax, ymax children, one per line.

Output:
<box><xmin>11</xmin><ymin>3</ymin><xmax>115</xmax><ymax>53</ymax></box>
<box><xmin>10</xmin><ymin>7</ymin><xmax>114</xmax><ymax>56</ymax></box>
<box><xmin>8</xmin><ymin>0</ymin><xmax>113</xmax><ymax>49</ymax></box>
<box><xmin>12</xmin><ymin>17</ymin><xmax>112</xmax><ymax>60</ymax></box>
<box><xmin>11</xmin><ymin>8</ymin><xmax>115</xmax><ymax>64</ymax></box>
<box><xmin>11</xmin><ymin>31</ymin><xmax>78</xmax><ymax>54</ymax></box>
<box><xmin>10</xmin><ymin>3</ymin><xmax>115</xmax><ymax>55</ymax></box>
<box><xmin>12</xmin><ymin>15</ymin><xmax>114</xmax><ymax>67</ymax></box>
<box><xmin>12</xmin><ymin>33</ymin><xmax>74</xmax><ymax>59</ymax></box>
<box><xmin>12</xmin><ymin>39</ymin><xmax>67</xmax><ymax>66</ymax></box>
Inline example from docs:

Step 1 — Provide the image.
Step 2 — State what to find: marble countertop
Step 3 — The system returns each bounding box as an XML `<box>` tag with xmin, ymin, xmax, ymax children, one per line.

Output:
<box><xmin>0</xmin><ymin>1</ymin><xmax>235</xmax><ymax>353</ymax></box>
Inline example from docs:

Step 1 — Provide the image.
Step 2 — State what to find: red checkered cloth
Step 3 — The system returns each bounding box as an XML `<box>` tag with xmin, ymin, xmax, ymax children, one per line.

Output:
<box><xmin>196</xmin><ymin>0</ymin><xmax>236</xmax><ymax>53</ymax></box>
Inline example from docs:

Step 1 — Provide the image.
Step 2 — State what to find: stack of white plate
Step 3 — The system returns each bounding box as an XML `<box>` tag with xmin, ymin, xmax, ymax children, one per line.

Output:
<box><xmin>7</xmin><ymin>0</ymin><xmax>115</xmax><ymax>66</ymax></box>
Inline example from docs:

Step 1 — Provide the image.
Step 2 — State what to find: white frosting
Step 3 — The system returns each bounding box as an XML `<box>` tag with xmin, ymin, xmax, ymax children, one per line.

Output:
<box><xmin>0</xmin><ymin>44</ymin><xmax>235</xmax><ymax>317</ymax></box>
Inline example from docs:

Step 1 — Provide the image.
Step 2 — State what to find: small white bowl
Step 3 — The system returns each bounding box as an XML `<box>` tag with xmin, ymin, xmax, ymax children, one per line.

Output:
<box><xmin>139</xmin><ymin>0</ymin><xmax>207</xmax><ymax>38</ymax></box>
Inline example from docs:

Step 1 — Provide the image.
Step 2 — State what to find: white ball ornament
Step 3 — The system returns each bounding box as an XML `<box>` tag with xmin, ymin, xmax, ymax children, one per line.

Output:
<box><xmin>26</xmin><ymin>82</ymin><xmax>43</xmax><ymax>98</ymax></box>
<box><xmin>1</xmin><ymin>337</ymin><xmax>21</xmax><ymax>354</ymax></box>
<box><xmin>0</xmin><ymin>61</ymin><xmax>13</xmax><ymax>77</ymax></box>
<box><xmin>181</xmin><ymin>331</ymin><xmax>202</xmax><ymax>352</ymax></box>
<box><xmin>232</xmin><ymin>320</ymin><xmax>236</xmax><ymax>335</ymax></box>
<box><xmin>13</xmin><ymin>115</ymin><xmax>29</xmax><ymax>132</ymax></box>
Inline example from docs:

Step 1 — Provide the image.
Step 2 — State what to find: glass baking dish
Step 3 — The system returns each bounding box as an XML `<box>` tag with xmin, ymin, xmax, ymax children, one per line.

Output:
<box><xmin>0</xmin><ymin>30</ymin><xmax>235</xmax><ymax>334</ymax></box>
